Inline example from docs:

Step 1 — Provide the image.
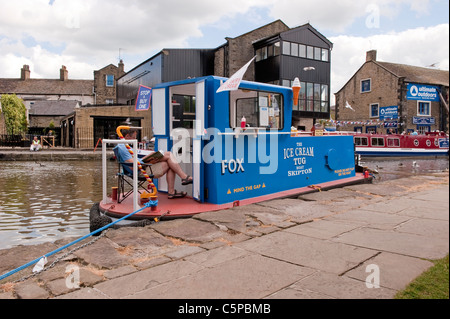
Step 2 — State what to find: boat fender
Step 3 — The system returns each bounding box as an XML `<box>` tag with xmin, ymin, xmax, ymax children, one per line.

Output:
<box><xmin>89</xmin><ymin>203</ymin><xmax>154</xmax><ymax>235</ymax></box>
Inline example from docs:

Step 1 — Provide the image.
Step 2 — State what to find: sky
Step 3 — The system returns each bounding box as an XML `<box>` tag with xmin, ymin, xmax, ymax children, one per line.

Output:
<box><xmin>0</xmin><ymin>0</ymin><xmax>448</xmax><ymax>104</ymax></box>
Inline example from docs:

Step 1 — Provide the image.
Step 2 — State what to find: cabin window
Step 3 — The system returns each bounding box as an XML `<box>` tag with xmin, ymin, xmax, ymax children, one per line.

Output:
<box><xmin>230</xmin><ymin>89</ymin><xmax>283</xmax><ymax>130</ymax></box>
<box><xmin>387</xmin><ymin>138</ymin><xmax>400</xmax><ymax>147</ymax></box>
<box><xmin>354</xmin><ymin>137</ymin><xmax>368</xmax><ymax>146</ymax></box>
<box><xmin>371</xmin><ymin>137</ymin><xmax>385</xmax><ymax>147</ymax></box>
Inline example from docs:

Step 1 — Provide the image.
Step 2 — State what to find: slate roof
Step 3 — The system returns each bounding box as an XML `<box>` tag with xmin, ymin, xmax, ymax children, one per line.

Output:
<box><xmin>28</xmin><ymin>100</ymin><xmax>79</xmax><ymax>116</ymax></box>
<box><xmin>376</xmin><ymin>61</ymin><xmax>449</xmax><ymax>87</ymax></box>
<box><xmin>0</xmin><ymin>79</ymin><xmax>94</xmax><ymax>96</ymax></box>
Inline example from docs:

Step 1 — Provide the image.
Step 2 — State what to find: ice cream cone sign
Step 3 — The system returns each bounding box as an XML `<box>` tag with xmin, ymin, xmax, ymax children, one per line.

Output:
<box><xmin>292</xmin><ymin>77</ymin><xmax>301</xmax><ymax>107</ymax></box>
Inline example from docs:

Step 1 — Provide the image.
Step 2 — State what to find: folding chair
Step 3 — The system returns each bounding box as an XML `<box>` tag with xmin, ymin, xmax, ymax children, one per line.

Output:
<box><xmin>113</xmin><ymin>146</ymin><xmax>154</xmax><ymax>203</ymax></box>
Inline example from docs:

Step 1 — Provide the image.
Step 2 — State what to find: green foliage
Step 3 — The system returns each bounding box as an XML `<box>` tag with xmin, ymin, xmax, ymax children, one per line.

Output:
<box><xmin>0</xmin><ymin>94</ymin><xmax>28</xmax><ymax>135</ymax></box>
<box><xmin>396</xmin><ymin>254</ymin><xmax>449</xmax><ymax>299</ymax></box>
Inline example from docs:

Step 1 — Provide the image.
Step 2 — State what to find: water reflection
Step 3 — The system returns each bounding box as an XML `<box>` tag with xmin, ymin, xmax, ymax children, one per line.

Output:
<box><xmin>0</xmin><ymin>160</ymin><xmax>117</xmax><ymax>250</ymax></box>
<box><xmin>0</xmin><ymin>157</ymin><xmax>448</xmax><ymax>250</ymax></box>
<box><xmin>359</xmin><ymin>157</ymin><xmax>449</xmax><ymax>182</ymax></box>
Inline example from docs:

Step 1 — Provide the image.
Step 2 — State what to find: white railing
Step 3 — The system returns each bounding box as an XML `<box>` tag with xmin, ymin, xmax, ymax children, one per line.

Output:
<box><xmin>102</xmin><ymin>139</ymin><xmax>140</xmax><ymax>212</ymax></box>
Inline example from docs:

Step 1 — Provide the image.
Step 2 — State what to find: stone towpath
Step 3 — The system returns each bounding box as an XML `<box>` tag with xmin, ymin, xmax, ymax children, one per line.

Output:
<box><xmin>0</xmin><ymin>172</ymin><xmax>448</xmax><ymax>301</ymax></box>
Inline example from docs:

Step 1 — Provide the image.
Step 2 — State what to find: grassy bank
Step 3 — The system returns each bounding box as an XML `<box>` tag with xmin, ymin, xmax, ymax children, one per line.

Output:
<box><xmin>395</xmin><ymin>254</ymin><xmax>449</xmax><ymax>299</ymax></box>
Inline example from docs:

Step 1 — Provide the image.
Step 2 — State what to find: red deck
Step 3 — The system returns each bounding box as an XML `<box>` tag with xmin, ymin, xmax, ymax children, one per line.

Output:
<box><xmin>99</xmin><ymin>173</ymin><xmax>369</xmax><ymax>220</ymax></box>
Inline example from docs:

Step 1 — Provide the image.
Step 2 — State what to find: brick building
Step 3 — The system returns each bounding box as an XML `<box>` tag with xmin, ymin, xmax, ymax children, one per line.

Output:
<box><xmin>335</xmin><ymin>50</ymin><xmax>449</xmax><ymax>134</ymax></box>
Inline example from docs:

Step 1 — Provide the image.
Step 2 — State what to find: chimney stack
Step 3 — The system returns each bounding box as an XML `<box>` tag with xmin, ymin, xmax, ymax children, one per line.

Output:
<box><xmin>21</xmin><ymin>65</ymin><xmax>31</xmax><ymax>80</ymax></box>
<box><xmin>366</xmin><ymin>50</ymin><xmax>377</xmax><ymax>62</ymax></box>
<box><xmin>118</xmin><ymin>59</ymin><xmax>125</xmax><ymax>76</ymax></box>
<box><xmin>60</xmin><ymin>65</ymin><xmax>68</xmax><ymax>81</ymax></box>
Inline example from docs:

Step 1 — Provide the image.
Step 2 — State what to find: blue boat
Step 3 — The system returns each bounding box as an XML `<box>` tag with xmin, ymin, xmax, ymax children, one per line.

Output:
<box><xmin>98</xmin><ymin>76</ymin><xmax>367</xmax><ymax>220</ymax></box>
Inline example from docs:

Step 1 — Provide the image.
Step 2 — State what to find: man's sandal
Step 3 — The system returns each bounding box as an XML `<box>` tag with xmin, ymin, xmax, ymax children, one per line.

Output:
<box><xmin>181</xmin><ymin>175</ymin><xmax>193</xmax><ymax>185</ymax></box>
<box><xmin>168</xmin><ymin>190</ymin><xmax>187</xmax><ymax>199</ymax></box>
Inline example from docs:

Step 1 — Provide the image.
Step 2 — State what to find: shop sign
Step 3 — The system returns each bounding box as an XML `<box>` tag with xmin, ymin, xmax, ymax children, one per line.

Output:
<box><xmin>379</xmin><ymin>106</ymin><xmax>398</xmax><ymax>120</ymax></box>
<box><xmin>413</xmin><ymin>117</ymin><xmax>435</xmax><ymax>125</ymax></box>
<box><xmin>135</xmin><ymin>85</ymin><xmax>152</xmax><ymax>111</ymax></box>
<box><xmin>407</xmin><ymin>84</ymin><xmax>440</xmax><ymax>102</ymax></box>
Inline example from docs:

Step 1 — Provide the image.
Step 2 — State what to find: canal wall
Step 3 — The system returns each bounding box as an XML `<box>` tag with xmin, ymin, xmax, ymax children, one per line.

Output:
<box><xmin>0</xmin><ymin>148</ymin><xmax>113</xmax><ymax>161</ymax></box>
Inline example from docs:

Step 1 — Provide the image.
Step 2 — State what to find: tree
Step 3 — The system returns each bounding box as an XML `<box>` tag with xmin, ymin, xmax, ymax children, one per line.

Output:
<box><xmin>0</xmin><ymin>94</ymin><xmax>28</xmax><ymax>135</ymax></box>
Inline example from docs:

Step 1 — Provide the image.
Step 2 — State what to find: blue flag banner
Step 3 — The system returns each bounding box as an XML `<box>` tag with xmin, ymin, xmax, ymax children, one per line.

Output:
<box><xmin>135</xmin><ymin>85</ymin><xmax>152</xmax><ymax>111</ymax></box>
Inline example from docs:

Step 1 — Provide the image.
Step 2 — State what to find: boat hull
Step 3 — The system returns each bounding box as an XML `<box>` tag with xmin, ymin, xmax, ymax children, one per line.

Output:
<box><xmin>356</xmin><ymin>147</ymin><xmax>449</xmax><ymax>157</ymax></box>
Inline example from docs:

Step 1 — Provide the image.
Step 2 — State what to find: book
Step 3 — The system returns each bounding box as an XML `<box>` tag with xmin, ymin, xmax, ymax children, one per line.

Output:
<box><xmin>142</xmin><ymin>150</ymin><xmax>165</xmax><ymax>164</ymax></box>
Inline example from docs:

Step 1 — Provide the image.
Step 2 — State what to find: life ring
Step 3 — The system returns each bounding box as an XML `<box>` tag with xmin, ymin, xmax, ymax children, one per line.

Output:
<box><xmin>426</xmin><ymin>140</ymin><xmax>431</xmax><ymax>147</ymax></box>
<box><xmin>414</xmin><ymin>139</ymin><xmax>419</xmax><ymax>147</ymax></box>
<box><xmin>89</xmin><ymin>202</ymin><xmax>154</xmax><ymax>235</ymax></box>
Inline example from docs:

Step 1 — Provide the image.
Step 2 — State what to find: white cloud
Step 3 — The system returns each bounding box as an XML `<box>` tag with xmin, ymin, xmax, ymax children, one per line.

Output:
<box><xmin>0</xmin><ymin>0</ymin><xmax>448</xmax><ymax>90</ymax></box>
<box><xmin>0</xmin><ymin>0</ymin><xmax>273</xmax><ymax>78</ymax></box>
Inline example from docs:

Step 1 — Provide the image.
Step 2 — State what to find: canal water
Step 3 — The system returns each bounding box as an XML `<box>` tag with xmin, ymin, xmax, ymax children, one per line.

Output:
<box><xmin>0</xmin><ymin>157</ymin><xmax>448</xmax><ymax>250</ymax></box>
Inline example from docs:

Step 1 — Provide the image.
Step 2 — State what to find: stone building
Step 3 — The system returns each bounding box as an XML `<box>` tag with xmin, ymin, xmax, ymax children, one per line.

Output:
<box><xmin>93</xmin><ymin>60</ymin><xmax>126</xmax><ymax>105</ymax></box>
<box><xmin>0</xmin><ymin>65</ymin><xmax>94</xmax><ymax>136</ymax></box>
<box><xmin>335</xmin><ymin>50</ymin><xmax>449</xmax><ymax>134</ymax></box>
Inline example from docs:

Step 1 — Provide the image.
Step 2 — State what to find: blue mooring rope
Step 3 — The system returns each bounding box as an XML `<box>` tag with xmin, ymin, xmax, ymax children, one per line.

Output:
<box><xmin>0</xmin><ymin>200</ymin><xmax>158</xmax><ymax>282</ymax></box>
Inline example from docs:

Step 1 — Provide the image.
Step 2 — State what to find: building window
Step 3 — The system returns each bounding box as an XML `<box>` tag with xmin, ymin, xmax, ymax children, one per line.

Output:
<box><xmin>314</xmin><ymin>47</ymin><xmax>321</xmax><ymax>60</ymax></box>
<box><xmin>361</xmin><ymin>79</ymin><xmax>371</xmax><ymax>93</ymax></box>
<box><xmin>106</xmin><ymin>75</ymin><xmax>114</xmax><ymax>87</ymax></box>
<box><xmin>284</xmin><ymin>80</ymin><xmax>329</xmax><ymax>113</ymax></box>
<box><xmin>321</xmin><ymin>49</ymin><xmax>329</xmax><ymax>62</ymax></box>
<box><xmin>291</xmin><ymin>43</ymin><xmax>299</xmax><ymax>57</ymax></box>
<box><xmin>370</xmin><ymin>103</ymin><xmax>379</xmax><ymax>118</ymax></box>
<box><xmin>417</xmin><ymin>125</ymin><xmax>430</xmax><ymax>134</ymax></box>
<box><xmin>278</xmin><ymin>41</ymin><xmax>329</xmax><ymax>62</ymax></box>
<box><xmin>366</xmin><ymin>126</ymin><xmax>377</xmax><ymax>134</ymax></box>
<box><xmin>273</xmin><ymin>42</ymin><xmax>281</xmax><ymax>56</ymax></box>
<box><xmin>417</xmin><ymin>101</ymin><xmax>431</xmax><ymax>116</ymax></box>
<box><xmin>307</xmin><ymin>46</ymin><xmax>314</xmax><ymax>59</ymax></box>
<box><xmin>299</xmin><ymin>44</ymin><xmax>306</xmax><ymax>58</ymax></box>
<box><xmin>282</xmin><ymin>42</ymin><xmax>291</xmax><ymax>55</ymax></box>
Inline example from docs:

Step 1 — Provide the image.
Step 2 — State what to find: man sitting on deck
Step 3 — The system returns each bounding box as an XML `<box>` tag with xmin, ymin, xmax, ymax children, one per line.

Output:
<box><xmin>115</xmin><ymin>128</ymin><xmax>193</xmax><ymax>199</ymax></box>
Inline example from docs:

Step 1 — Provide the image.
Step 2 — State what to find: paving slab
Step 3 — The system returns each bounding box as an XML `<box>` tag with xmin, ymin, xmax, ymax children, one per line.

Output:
<box><xmin>257</xmin><ymin>199</ymin><xmax>339</xmax><ymax>222</ymax></box>
<box><xmin>73</xmin><ymin>238</ymin><xmax>131</xmax><ymax>269</ymax></box>
<box><xmin>125</xmin><ymin>254</ymin><xmax>315</xmax><ymax>299</ymax></box>
<box><xmin>184</xmin><ymin>246</ymin><xmax>249</xmax><ymax>268</ymax></box>
<box><xmin>235</xmin><ymin>231</ymin><xmax>378</xmax><ymax>274</ymax></box>
<box><xmin>344</xmin><ymin>252</ymin><xmax>434</xmax><ymax>291</ymax></box>
<box><xmin>334</xmin><ymin>227</ymin><xmax>449</xmax><ymax>260</ymax></box>
<box><xmin>14</xmin><ymin>282</ymin><xmax>49</xmax><ymax>299</ymax></box>
<box><xmin>265</xmin><ymin>285</ymin><xmax>334</xmax><ymax>299</ymax></box>
<box><xmin>395</xmin><ymin>218</ymin><xmax>449</xmax><ymax>240</ymax></box>
<box><xmin>55</xmin><ymin>287</ymin><xmax>108</xmax><ymax>299</ymax></box>
<box><xmin>150</xmin><ymin>218</ymin><xmax>244</xmax><ymax>243</ymax></box>
<box><xmin>295</xmin><ymin>271</ymin><xmax>397</xmax><ymax>299</ymax></box>
<box><xmin>284</xmin><ymin>219</ymin><xmax>364</xmax><ymax>240</ymax></box>
<box><xmin>325</xmin><ymin>209</ymin><xmax>412</xmax><ymax>230</ymax></box>
<box><xmin>94</xmin><ymin>259</ymin><xmax>203</xmax><ymax>298</ymax></box>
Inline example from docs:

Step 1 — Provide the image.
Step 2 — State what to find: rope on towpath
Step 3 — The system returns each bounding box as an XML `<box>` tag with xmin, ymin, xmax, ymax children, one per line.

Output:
<box><xmin>0</xmin><ymin>200</ymin><xmax>159</xmax><ymax>283</ymax></box>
